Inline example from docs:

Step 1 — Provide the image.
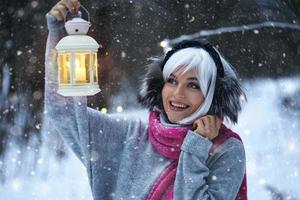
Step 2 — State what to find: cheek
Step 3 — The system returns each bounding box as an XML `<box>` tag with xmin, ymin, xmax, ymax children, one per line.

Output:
<box><xmin>161</xmin><ymin>86</ymin><xmax>165</xmax><ymax>101</ymax></box>
<box><xmin>161</xmin><ymin>85</ymin><xmax>171</xmax><ymax>108</ymax></box>
<box><xmin>161</xmin><ymin>85</ymin><xmax>169</xmax><ymax>100</ymax></box>
<box><xmin>190</xmin><ymin>93</ymin><xmax>205</xmax><ymax>108</ymax></box>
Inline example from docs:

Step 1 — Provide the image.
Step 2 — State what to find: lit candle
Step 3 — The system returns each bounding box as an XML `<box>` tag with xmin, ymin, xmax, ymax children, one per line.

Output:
<box><xmin>60</xmin><ymin>55</ymin><xmax>70</xmax><ymax>84</ymax></box>
<box><xmin>75</xmin><ymin>58</ymin><xmax>86</xmax><ymax>82</ymax></box>
<box><xmin>93</xmin><ymin>53</ymin><xmax>98</xmax><ymax>82</ymax></box>
<box><xmin>64</xmin><ymin>60</ymin><xmax>70</xmax><ymax>82</ymax></box>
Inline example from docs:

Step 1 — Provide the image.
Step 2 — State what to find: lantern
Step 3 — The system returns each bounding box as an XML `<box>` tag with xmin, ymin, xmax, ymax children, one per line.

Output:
<box><xmin>55</xmin><ymin>6</ymin><xmax>100</xmax><ymax>96</ymax></box>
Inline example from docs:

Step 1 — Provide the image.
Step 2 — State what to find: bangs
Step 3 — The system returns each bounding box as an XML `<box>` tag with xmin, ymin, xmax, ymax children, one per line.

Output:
<box><xmin>162</xmin><ymin>48</ymin><xmax>215</xmax><ymax>82</ymax></box>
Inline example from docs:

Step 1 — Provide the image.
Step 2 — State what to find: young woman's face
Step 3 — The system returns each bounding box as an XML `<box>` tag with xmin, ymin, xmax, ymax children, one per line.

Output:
<box><xmin>162</xmin><ymin>68</ymin><xmax>205</xmax><ymax>123</ymax></box>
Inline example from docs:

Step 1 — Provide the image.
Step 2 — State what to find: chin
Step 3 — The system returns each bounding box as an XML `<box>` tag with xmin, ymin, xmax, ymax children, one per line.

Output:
<box><xmin>165</xmin><ymin>113</ymin><xmax>185</xmax><ymax>124</ymax></box>
<box><xmin>167</xmin><ymin>118</ymin><xmax>178</xmax><ymax>124</ymax></box>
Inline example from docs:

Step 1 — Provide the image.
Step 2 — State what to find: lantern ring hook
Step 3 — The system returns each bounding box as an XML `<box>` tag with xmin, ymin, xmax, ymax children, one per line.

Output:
<box><xmin>64</xmin><ymin>4</ymin><xmax>90</xmax><ymax>23</ymax></box>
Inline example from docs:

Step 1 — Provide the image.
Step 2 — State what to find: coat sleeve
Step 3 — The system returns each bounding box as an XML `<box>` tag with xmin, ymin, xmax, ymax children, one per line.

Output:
<box><xmin>43</xmin><ymin>13</ymin><xmax>91</xmax><ymax>166</ymax></box>
<box><xmin>174</xmin><ymin>131</ymin><xmax>246</xmax><ymax>200</ymax></box>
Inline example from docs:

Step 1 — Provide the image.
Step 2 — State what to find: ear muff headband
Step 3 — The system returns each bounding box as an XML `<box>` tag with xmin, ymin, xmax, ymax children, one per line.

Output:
<box><xmin>160</xmin><ymin>40</ymin><xmax>225</xmax><ymax>78</ymax></box>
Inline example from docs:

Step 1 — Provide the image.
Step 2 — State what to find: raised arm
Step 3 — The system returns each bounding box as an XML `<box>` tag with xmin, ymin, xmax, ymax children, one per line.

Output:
<box><xmin>44</xmin><ymin>1</ymin><xmax>135</xmax><ymax>170</ymax></box>
<box><xmin>44</xmin><ymin>7</ymin><xmax>91</xmax><ymax>166</ymax></box>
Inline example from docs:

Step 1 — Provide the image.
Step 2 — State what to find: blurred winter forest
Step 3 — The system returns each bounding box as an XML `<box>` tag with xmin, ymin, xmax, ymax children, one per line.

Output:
<box><xmin>0</xmin><ymin>0</ymin><xmax>300</xmax><ymax>199</ymax></box>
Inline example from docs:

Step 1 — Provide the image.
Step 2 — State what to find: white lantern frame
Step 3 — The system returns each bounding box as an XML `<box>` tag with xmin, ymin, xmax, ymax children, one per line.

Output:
<box><xmin>55</xmin><ymin>6</ymin><xmax>100</xmax><ymax>96</ymax></box>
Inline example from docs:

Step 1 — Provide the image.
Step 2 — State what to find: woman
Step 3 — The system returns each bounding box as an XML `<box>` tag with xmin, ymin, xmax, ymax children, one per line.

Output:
<box><xmin>45</xmin><ymin>0</ymin><xmax>247</xmax><ymax>199</ymax></box>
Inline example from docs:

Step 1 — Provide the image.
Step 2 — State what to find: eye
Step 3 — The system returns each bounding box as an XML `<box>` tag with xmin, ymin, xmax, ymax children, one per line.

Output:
<box><xmin>166</xmin><ymin>77</ymin><xmax>177</xmax><ymax>85</ymax></box>
<box><xmin>188</xmin><ymin>82</ymin><xmax>200</xmax><ymax>90</ymax></box>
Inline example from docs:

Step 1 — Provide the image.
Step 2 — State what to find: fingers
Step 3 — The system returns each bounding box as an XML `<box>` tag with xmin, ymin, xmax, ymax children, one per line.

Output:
<box><xmin>52</xmin><ymin>3</ymin><xmax>68</xmax><ymax>21</ymax></box>
<box><xmin>74</xmin><ymin>1</ymin><xmax>81</xmax><ymax>12</ymax></box>
<box><xmin>193</xmin><ymin>117</ymin><xmax>204</xmax><ymax>130</ymax></box>
<box><xmin>49</xmin><ymin>0</ymin><xmax>81</xmax><ymax>21</ymax></box>
<box><xmin>67</xmin><ymin>0</ymin><xmax>80</xmax><ymax>13</ymax></box>
<box><xmin>215</xmin><ymin>117</ymin><xmax>222</xmax><ymax>130</ymax></box>
<box><xmin>193</xmin><ymin>115</ymin><xmax>221</xmax><ymax>140</ymax></box>
<box><xmin>202</xmin><ymin>116</ymin><xmax>214</xmax><ymax>132</ymax></box>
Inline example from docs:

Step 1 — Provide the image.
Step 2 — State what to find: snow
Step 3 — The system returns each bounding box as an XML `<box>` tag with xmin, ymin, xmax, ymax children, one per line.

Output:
<box><xmin>0</xmin><ymin>141</ymin><xmax>93</xmax><ymax>200</ymax></box>
<box><xmin>235</xmin><ymin>77</ymin><xmax>300</xmax><ymax>199</ymax></box>
<box><xmin>0</xmin><ymin>77</ymin><xmax>300</xmax><ymax>199</ymax></box>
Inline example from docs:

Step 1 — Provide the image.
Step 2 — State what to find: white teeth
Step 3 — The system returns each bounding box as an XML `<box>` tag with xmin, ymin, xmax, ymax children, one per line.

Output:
<box><xmin>170</xmin><ymin>102</ymin><xmax>188</xmax><ymax>108</ymax></box>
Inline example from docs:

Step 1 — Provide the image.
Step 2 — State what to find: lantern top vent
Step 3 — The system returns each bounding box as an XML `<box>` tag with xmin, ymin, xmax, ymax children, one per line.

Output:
<box><xmin>65</xmin><ymin>17</ymin><xmax>91</xmax><ymax>35</ymax></box>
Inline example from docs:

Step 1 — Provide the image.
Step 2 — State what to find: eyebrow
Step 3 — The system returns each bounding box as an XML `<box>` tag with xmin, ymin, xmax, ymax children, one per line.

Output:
<box><xmin>187</xmin><ymin>77</ymin><xmax>198</xmax><ymax>81</ymax></box>
<box><xmin>170</xmin><ymin>73</ymin><xmax>198</xmax><ymax>81</ymax></box>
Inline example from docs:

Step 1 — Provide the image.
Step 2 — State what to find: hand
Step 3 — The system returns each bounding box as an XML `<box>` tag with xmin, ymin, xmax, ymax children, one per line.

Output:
<box><xmin>49</xmin><ymin>0</ymin><xmax>80</xmax><ymax>21</ymax></box>
<box><xmin>193</xmin><ymin>115</ymin><xmax>222</xmax><ymax>140</ymax></box>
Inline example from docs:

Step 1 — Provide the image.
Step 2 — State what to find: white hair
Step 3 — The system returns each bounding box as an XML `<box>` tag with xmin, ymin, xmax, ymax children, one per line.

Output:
<box><xmin>162</xmin><ymin>47</ymin><xmax>235</xmax><ymax>124</ymax></box>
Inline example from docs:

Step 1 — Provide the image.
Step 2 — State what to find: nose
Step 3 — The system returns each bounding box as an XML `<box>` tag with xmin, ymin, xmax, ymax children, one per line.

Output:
<box><xmin>173</xmin><ymin>85</ymin><xmax>185</xmax><ymax>99</ymax></box>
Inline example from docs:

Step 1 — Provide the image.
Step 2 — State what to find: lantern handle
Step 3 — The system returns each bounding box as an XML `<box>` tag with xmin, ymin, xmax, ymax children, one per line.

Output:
<box><xmin>64</xmin><ymin>4</ymin><xmax>90</xmax><ymax>23</ymax></box>
<box><xmin>79</xmin><ymin>4</ymin><xmax>90</xmax><ymax>22</ymax></box>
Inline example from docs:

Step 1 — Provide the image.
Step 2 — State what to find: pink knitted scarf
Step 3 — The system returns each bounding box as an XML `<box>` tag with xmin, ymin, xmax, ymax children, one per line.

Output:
<box><xmin>147</xmin><ymin>111</ymin><xmax>247</xmax><ymax>200</ymax></box>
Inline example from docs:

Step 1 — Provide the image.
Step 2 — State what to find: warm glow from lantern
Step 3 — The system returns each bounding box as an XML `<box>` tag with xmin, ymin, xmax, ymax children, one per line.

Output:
<box><xmin>74</xmin><ymin>53</ymin><xmax>90</xmax><ymax>83</ymax></box>
<box><xmin>75</xmin><ymin>57</ymin><xmax>86</xmax><ymax>82</ymax></box>
<box><xmin>93</xmin><ymin>52</ymin><xmax>98</xmax><ymax>83</ymax></box>
<box><xmin>59</xmin><ymin>54</ymin><xmax>71</xmax><ymax>84</ymax></box>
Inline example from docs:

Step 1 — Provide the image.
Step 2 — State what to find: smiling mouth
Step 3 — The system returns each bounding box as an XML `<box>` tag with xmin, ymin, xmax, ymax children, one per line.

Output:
<box><xmin>169</xmin><ymin>101</ymin><xmax>189</xmax><ymax>111</ymax></box>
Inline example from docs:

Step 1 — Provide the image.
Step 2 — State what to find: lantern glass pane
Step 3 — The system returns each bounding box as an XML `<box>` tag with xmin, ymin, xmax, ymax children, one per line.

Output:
<box><xmin>59</xmin><ymin>53</ymin><xmax>71</xmax><ymax>84</ymax></box>
<box><xmin>93</xmin><ymin>53</ymin><xmax>98</xmax><ymax>82</ymax></box>
<box><xmin>75</xmin><ymin>53</ymin><xmax>90</xmax><ymax>84</ymax></box>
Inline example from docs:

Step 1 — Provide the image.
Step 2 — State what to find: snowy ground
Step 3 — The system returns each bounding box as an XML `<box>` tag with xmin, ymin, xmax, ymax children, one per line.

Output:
<box><xmin>0</xmin><ymin>77</ymin><xmax>299</xmax><ymax>200</ymax></box>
